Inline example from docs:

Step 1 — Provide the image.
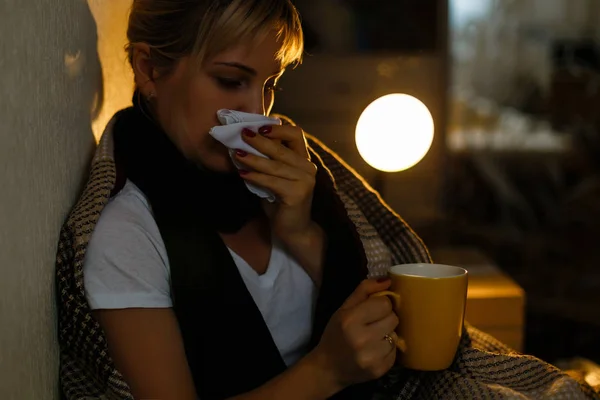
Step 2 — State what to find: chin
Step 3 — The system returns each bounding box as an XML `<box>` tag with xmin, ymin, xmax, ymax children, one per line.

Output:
<box><xmin>202</xmin><ymin>153</ymin><xmax>237</xmax><ymax>174</ymax></box>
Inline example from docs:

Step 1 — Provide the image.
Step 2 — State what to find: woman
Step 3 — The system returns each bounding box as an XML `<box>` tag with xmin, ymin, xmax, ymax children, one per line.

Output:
<box><xmin>56</xmin><ymin>1</ymin><xmax>600</xmax><ymax>399</ymax></box>
<box><xmin>55</xmin><ymin>1</ymin><xmax>428</xmax><ymax>399</ymax></box>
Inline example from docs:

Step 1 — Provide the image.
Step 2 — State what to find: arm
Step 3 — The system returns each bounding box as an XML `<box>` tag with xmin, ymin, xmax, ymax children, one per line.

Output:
<box><xmin>96</xmin><ymin>280</ymin><xmax>398</xmax><ymax>400</ymax></box>
<box><xmin>234</xmin><ymin>125</ymin><xmax>328</xmax><ymax>286</ymax></box>
<box><xmin>95</xmin><ymin>308</ymin><xmax>341</xmax><ymax>400</ymax></box>
<box><xmin>278</xmin><ymin>222</ymin><xmax>327</xmax><ymax>287</ymax></box>
<box><xmin>94</xmin><ymin>308</ymin><xmax>197</xmax><ymax>399</ymax></box>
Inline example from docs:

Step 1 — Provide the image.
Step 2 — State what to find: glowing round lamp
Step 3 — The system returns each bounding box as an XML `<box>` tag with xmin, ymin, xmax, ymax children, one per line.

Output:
<box><xmin>355</xmin><ymin>94</ymin><xmax>434</xmax><ymax>173</ymax></box>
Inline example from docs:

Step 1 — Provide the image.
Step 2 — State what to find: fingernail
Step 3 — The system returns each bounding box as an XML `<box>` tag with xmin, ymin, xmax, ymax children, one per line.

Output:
<box><xmin>258</xmin><ymin>125</ymin><xmax>272</xmax><ymax>135</ymax></box>
<box><xmin>235</xmin><ymin>149</ymin><xmax>247</xmax><ymax>157</ymax></box>
<box><xmin>239</xmin><ymin>169</ymin><xmax>249</xmax><ymax>176</ymax></box>
<box><xmin>242</xmin><ymin>128</ymin><xmax>256</xmax><ymax>138</ymax></box>
<box><xmin>376</xmin><ymin>277</ymin><xmax>390</xmax><ymax>283</ymax></box>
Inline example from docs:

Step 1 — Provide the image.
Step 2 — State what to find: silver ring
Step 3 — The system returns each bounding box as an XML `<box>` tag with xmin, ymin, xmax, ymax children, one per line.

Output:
<box><xmin>384</xmin><ymin>334</ymin><xmax>395</xmax><ymax>349</ymax></box>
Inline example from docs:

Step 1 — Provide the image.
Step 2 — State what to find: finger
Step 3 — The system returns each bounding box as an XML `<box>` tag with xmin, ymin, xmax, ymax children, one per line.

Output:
<box><xmin>235</xmin><ymin>151</ymin><xmax>305</xmax><ymax>181</ymax></box>
<box><xmin>359</xmin><ymin>334</ymin><xmax>397</xmax><ymax>373</ymax></box>
<box><xmin>243</xmin><ymin>128</ymin><xmax>295</xmax><ymax>160</ymax></box>
<box><xmin>381</xmin><ymin>336</ymin><xmax>398</xmax><ymax>370</ymax></box>
<box><xmin>239</xmin><ymin>171</ymin><xmax>308</xmax><ymax>205</ymax></box>
<box><xmin>366</xmin><ymin>312</ymin><xmax>399</xmax><ymax>339</ymax></box>
<box><xmin>352</xmin><ymin>296</ymin><xmax>394</xmax><ymax>325</ymax></box>
<box><xmin>242</xmin><ymin>129</ymin><xmax>314</xmax><ymax>174</ymax></box>
<box><xmin>258</xmin><ymin>124</ymin><xmax>309</xmax><ymax>158</ymax></box>
<box><xmin>361</xmin><ymin>332</ymin><xmax>397</xmax><ymax>363</ymax></box>
<box><xmin>340</xmin><ymin>278</ymin><xmax>391</xmax><ymax>310</ymax></box>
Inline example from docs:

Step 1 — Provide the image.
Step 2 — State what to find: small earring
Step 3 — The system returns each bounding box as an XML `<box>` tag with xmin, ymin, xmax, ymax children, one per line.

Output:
<box><xmin>147</xmin><ymin>91</ymin><xmax>156</xmax><ymax>101</ymax></box>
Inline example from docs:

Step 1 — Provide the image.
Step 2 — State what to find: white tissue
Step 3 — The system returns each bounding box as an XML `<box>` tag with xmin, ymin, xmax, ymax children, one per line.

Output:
<box><xmin>209</xmin><ymin>109</ymin><xmax>282</xmax><ymax>202</ymax></box>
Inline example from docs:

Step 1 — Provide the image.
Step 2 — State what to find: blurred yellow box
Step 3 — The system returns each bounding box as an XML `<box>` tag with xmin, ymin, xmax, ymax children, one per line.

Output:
<box><xmin>430</xmin><ymin>247</ymin><xmax>526</xmax><ymax>351</ymax></box>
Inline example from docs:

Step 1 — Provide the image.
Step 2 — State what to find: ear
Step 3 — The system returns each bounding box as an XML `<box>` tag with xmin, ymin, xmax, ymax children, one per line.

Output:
<box><xmin>131</xmin><ymin>43</ymin><xmax>157</xmax><ymax>97</ymax></box>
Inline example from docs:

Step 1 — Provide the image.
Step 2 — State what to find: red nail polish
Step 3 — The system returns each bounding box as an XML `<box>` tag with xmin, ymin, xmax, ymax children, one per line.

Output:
<box><xmin>377</xmin><ymin>277</ymin><xmax>390</xmax><ymax>283</ymax></box>
<box><xmin>242</xmin><ymin>128</ymin><xmax>256</xmax><ymax>138</ymax></box>
<box><xmin>235</xmin><ymin>149</ymin><xmax>247</xmax><ymax>157</ymax></box>
<box><xmin>258</xmin><ymin>125</ymin><xmax>272</xmax><ymax>135</ymax></box>
<box><xmin>239</xmin><ymin>170</ymin><xmax>249</xmax><ymax>176</ymax></box>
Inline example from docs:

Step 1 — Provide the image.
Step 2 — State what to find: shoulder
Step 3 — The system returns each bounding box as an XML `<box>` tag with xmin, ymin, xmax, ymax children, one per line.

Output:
<box><xmin>91</xmin><ymin>180</ymin><xmax>167</xmax><ymax>260</ymax></box>
<box><xmin>103</xmin><ymin>179</ymin><xmax>154</xmax><ymax>225</ymax></box>
<box><xmin>96</xmin><ymin>180</ymin><xmax>162</xmax><ymax>242</ymax></box>
<box><xmin>83</xmin><ymin>179</ymin><xmax>172</xmax><ymax>310</ymax></box>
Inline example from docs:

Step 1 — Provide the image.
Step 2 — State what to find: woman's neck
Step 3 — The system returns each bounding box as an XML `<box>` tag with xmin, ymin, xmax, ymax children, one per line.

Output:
<box><xmin>219</xmin><ymin>214</ymin><xmax>272</xmax><ymax>275</ymax></box>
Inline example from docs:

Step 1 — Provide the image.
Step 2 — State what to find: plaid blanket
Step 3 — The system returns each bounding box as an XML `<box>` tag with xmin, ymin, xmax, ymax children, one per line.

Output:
<box><xmin>56</xmin><ymin>115</ymin><xmax>600</xmax><ymax>399</ymax></box>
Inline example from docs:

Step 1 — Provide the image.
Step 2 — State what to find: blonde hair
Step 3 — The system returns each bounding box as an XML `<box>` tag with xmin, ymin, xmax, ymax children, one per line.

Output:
<box><xmin>126</xmin><ymin>0</ymin><xmax>304</xmax><ymax>75</ymax></box>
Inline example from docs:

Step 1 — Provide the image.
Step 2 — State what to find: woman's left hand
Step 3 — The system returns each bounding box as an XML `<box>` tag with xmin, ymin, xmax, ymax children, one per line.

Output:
<box><xmin>235</xmin><ymin>124</ymin><xmax>318</xmax><ymax>243</ymax></box>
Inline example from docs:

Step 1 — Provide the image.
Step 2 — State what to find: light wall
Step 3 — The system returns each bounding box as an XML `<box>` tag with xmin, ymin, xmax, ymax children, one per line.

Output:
<box><xmin>0</xmin><ymin>1</ymin><xmax>131</xmax><ymax>399</ymax></box>
<box><xmin>87</xmin><ymin>0</ymin><xmax>134</xmax><ymax>141</ymax></box>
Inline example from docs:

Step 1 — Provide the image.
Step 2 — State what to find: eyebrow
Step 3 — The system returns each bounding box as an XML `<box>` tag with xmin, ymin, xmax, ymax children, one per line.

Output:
<box><xmin>213</xmin><ymin>61</ymin><xmax>284</xmax><ymax>77</ymax></box>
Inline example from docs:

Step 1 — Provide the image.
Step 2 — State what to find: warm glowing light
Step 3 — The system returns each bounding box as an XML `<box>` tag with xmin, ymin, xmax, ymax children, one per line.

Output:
<box><xmin>355</xmin><ymin>94</ymin><xmax>434</xmax><ymax>172</ymax></box>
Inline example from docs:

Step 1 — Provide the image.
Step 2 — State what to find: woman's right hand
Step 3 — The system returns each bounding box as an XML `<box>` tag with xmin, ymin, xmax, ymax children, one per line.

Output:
<box><xmin>309</xmin><ymin>278</ymin><xmax>400</xmax><ymax>391</ymax></box>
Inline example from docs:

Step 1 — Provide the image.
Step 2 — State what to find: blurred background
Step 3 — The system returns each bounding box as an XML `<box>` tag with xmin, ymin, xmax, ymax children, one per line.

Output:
<box><xmin>281</xmin><ymin>0</ymin><xmax>600</xmax><ymax>369</ymax></box>
<box><xmin>1</xmin><ymin>0</ymin><xmax>599</xmax><ymax>398</ymax></box>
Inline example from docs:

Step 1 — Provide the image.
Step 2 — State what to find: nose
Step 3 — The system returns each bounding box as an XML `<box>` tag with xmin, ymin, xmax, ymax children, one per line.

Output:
<box><xmin>237</xmin><ymin>88</ymin><xmax>266</xmax><ymax>116</ymax></box>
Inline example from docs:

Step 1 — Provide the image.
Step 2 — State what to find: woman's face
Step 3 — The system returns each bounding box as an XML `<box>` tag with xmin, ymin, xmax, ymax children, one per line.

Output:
<box><xmin>151</xmin><ymin>32</ymin><xmax>286</xmax><ymax>172</ymax></box>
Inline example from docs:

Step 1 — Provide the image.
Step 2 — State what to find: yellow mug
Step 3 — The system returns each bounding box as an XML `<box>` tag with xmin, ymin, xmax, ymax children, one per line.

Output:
<box><xmin>372</xmin><ymin>263</ymin><xmax>468</xmax><ymax>371</ymax></box>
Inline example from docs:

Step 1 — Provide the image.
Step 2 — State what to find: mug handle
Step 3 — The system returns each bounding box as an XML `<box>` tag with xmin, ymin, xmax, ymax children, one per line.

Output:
<box><xmin>370</xmin><ymin>291</ymin><xmax>407</xmax><ymax>352</ymax></box>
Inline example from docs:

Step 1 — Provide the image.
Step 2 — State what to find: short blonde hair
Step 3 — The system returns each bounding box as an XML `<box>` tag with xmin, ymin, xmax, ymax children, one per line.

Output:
<box><xmin>126</xmin><ymin>0</ymin><xmax>304</xmax><ymax>75</ymax></box>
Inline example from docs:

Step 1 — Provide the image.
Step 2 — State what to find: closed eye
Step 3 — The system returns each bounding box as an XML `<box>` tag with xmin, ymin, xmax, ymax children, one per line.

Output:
<box><xmin>216</xmin><ymin>77</ymin><xmax>245</xmax><ymax>91</ymax></box>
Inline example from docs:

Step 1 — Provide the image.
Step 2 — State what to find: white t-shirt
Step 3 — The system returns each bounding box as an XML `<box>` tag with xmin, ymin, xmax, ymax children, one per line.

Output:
<box><xmin>83</xmin><ymin>180</ymin><xmax>317</xmax><ymax>367</ymax></box>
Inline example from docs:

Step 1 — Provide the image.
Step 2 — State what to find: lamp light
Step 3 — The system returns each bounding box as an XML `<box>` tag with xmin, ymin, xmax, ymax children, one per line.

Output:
<box><xmin>355</xmin><ymin>93</ymin><xmax>434</xmax><ymax>193</ymax></box>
